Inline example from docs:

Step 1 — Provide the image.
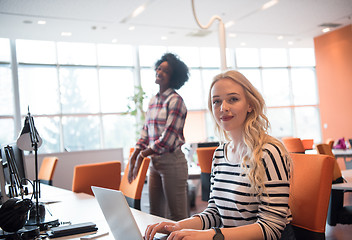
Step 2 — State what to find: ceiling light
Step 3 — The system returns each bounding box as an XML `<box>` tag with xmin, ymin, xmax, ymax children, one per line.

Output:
<box><xmin>225</xmin><ymin>21</ymin><xmax>235</xmax><ymax>28</ymax></box>
<box><xmin>277</xmin><ymin>35</ymin><xmax>284</xmax><ymax>40</ymax></box>
<box><xmin>23</xmin><ymin>20</ymin><xmax>33</xmax><ymax>24</ymax></box>
<box><xmin>128</xmin><ymin>26</ymin><xmax>135</xmax><ymax>31</ymax></box>
<box><xmin>161</xmin><ymin>36</ymin><xmax>167</xmax><ymax>40</ymax></box>
<box><xmin>240</xmin><ymin>42</ymin><xmax>247</xmax><ymax>46</ymax></box>
<box><xmin>229</xmin><ymin>33</ymin><xmax>236</xmax><ymax>38</ymax></box>
<box><xmin>288</xmin><ymin>41</ymin><xmax>293</xmax><ymax>45</ymax></box>
<box><xmin>262</xmin><ymin>0</ymin><xmax>279</xmax><ymax>10</ymax></box>
<box><xmin>61</xmin><ymin>32</ymin><xmax>72</xmax><ymax>36</ymax></box>
<box><xmin>111</xmin><ymin>39</ymin><xmax>118</xmax><ymax>43</ymax></box>
<box><xmin>132</xmin><ymin>5</ymin><xmax>146</xmax><ymax>18</ymax></box>
<box><xmin>322</xmin><ymin>28</ymin><xmax>330</xmax><ymax>33</ymax></box>
<box><xmin>37</xmin><ymin>20</ymin><xmax>46</xmax><ymax>25</ymax></box>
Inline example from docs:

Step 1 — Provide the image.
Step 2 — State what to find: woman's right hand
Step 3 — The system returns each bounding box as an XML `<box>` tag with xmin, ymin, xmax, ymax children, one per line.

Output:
<box><xmin>144</xmin><ymin>221</ymin><xmax>182</xmax><ymax>240</ymax></box>
<box><xmin>127</xmin><ymin>162</ymin><xmax>135</xmax><ymax>183</ymax></box>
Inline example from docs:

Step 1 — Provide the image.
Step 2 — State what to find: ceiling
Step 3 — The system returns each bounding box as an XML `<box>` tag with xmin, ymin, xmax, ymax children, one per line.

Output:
<box><xmin>0</xmin><ymin>0</ymin><xmax>351</xmax><ymax>48</ymax></box>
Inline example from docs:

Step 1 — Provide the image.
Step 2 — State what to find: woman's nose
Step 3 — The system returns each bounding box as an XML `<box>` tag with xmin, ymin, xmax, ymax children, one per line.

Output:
<box><xmin>220</xmin><ymin>101</ymin><xmax>229</xmax><ymax>112</ymax></box>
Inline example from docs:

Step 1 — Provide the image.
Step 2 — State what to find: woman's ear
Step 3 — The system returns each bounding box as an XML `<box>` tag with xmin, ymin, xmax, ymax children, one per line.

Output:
<box><xmin>248</xmin><ymin>105</ymin><xmax>253</xmax><ymax>113</ymax></box>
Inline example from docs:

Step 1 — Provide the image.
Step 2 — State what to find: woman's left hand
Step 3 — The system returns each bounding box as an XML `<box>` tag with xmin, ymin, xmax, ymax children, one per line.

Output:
<box><xmin>132</xmin><ymin>154</ymin><xmax>143</xmax><ymax>179</ymax></box>
<box><xmin>166</xmin><ymin>229</ymin><xmax>214</xmax><ymax>240</ymax></box>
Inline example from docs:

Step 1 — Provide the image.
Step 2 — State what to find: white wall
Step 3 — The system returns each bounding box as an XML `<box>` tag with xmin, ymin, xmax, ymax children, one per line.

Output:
<box><xmin>24</xmin><ymin>148</ymin><xmax>124</xmax><ymax>190</ymax></box>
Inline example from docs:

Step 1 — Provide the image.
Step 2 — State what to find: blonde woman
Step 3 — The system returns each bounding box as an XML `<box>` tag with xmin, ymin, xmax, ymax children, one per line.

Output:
<box><xmin>144</xmin><ymin>70</ymin><xmax>294</xmax><ymax>240</ymax></box>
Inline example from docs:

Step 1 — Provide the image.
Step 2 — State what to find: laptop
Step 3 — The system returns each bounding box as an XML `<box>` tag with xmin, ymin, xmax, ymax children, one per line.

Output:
<box><xmin>91</xmin><ymin>186</ymin><xmax>168</xmax><ymax>240</ymax></box>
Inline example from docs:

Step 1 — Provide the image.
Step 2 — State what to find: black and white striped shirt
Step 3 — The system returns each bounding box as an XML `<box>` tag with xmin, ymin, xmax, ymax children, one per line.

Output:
<box><xmin>197</xmin><ymin>143</ymin><xmax>292</xmax><ymax>240</ymax></box>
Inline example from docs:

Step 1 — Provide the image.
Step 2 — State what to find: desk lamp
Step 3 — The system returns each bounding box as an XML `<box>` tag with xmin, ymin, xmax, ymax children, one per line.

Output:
<box><xmin>16</xmin><ymin>108</ymin><xmax>58</xmax><ymax>230</ymax></box>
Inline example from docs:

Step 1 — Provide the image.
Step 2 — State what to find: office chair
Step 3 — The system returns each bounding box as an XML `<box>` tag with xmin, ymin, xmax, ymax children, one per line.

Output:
<box><xmin>120</xmin><ymin>157</ymin><xmax>150</xmax><ymax>210</ymax></box>
<box><xmin>301</xmin><ymin>139</ymin><xmax>314</xmax><ymax>150</ymax></box>
<box><xmin>196</xmin><ymin>146</ymin><xmax>217</xmax><ymax>201</ymax></box>
<box><xmin>289</xmin><ymin>153</ymin><xmax>335</xmax><ymax>239</ymax></box>
<box><xmin>38</xmin><ymin>156</ymin><xmax>58</xmax><ymax>185</ymax></box>
<box><xmin>316</xmin><ymin>143</ymin><xmax>352</xmax><ymax>226</ymax></box>
<box><xmin>282</xmin><ymin>137</ymin><xmax>306</xmax><ymax>153</ymax></box>
<box><xmin>326</xmin><ymin>138</ymin><xmax>335</xmax><ymax>150</ymax></box>
<box><xmin>72</xmin><ymin>161</ymin><xmax>121</xmax><ymax>196</ymax></box>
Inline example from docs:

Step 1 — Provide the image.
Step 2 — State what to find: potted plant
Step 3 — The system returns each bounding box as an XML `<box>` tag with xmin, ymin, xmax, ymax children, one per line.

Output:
<box><xmin>125</xmin><ymin>86</ymin><xmax>147</xmax><ymax>139</ymax></box>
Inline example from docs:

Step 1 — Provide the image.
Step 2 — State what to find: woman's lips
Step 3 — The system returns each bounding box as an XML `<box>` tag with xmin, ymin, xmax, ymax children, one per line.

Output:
<box><xmin>221</xmin><ymin>115</ymin><xmax>233</xmax><ymax>121</ymax></box>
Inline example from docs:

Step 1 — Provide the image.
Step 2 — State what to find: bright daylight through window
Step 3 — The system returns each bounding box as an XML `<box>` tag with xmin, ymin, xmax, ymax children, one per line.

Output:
<box><xmin>0</xmin><ymin>38</ymin><xmax>320</xmax><ymax>155</ymax></box>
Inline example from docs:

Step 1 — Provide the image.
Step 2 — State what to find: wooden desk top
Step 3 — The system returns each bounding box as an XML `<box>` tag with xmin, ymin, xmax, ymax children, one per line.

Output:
<box><xmin>39</xmin><ymin>184</ymin><xmax>168</xmax><ymax>239</ymax></box>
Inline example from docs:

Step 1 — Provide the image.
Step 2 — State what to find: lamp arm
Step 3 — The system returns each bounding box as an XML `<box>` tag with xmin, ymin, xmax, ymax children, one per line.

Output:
<box><xmin>191</xmin><ymin>0</ymin><xmax>227</xmax><ymax>70</ymax></box>
<box><xmin>191</xmin><ymin>0</ymin><xmax>222</xmax><ymax>29</ymax></box>
<box><xmin>4</xmin><ymin>146</ymin><xmax>24</xmax><ymax>197</ymax></box>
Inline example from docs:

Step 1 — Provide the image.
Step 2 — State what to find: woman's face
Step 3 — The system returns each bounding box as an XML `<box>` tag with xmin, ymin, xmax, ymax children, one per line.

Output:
<box><xmin>155</xmin><ymin>61</ymin><xmax>171</xmax><ymax>89</ymax></box>
<box><xmin>211</xmin><ymin>78</ymin><xmax>252</xmax><ymax>134</ymax></box>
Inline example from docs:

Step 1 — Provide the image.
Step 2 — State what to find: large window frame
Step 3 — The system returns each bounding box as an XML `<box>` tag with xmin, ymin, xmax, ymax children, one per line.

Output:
<box><xmin>0</xmin><ymin>39</ymin><xmax>321</xmax><ymax>155</ymax></box>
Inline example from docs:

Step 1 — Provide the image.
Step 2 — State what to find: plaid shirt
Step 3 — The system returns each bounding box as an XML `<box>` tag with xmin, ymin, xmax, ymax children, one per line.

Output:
<box><xmin>136</xmin><ymin>88</ymin><xmax>187</xmax><ymax>155</ymax></box>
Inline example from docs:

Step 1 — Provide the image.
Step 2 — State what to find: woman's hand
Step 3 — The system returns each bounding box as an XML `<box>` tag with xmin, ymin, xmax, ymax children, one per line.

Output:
<box><xmin>144</xmin><ymin>221</ymin><xmax>182</xmax><ymax>240</ymax></box>
<box><xmin>166</xmin><ymin>229</ymin><xmax>214</xmax><ymax>240</ymax></box>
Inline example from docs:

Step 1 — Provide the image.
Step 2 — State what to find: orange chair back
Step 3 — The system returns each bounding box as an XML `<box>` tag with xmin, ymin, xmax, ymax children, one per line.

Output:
<box><xmin>72</xmin><ymin>161</ymin><xmax>121</xmax><ymax>196</ymax></box>
<box><xmin>120</xmin><ymin>157</ymin><xmax>150</xmax><ymax>208</ymax></box>
<box><xmin>326</xmin><ymin>139</ymin><xmax>335</xmax><ymax>149</ymax></box>
<box><xmin>316</xmin><ymin>143</ymin><xmax>343</xmax><ymax>181</ymax></box>
<box><xmin>289</xmin><ymin>153</ymin><xmax>334</xmax><ymax>235</ymax></box>
<box><xmin>196</xmin><ymin>146</ymin><xmax>217</xmax><ymax>173</ymax></box>
<box><xmin>38</xmin><ymin>157</ymin><xmax>58</xmax><ymax>185</ymax></box>
<box><xmin>282</xmin><ymin>137</ymin><xmax>305</xmax><ymax>153</ymax></box>
<box><xmin>301</xmin><ymin>139</ymin><xmax>314</xmax><ymax>150</ymax></box>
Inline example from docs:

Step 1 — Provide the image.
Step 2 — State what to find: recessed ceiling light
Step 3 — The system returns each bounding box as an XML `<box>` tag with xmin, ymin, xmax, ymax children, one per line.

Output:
<box><xmin>161</xmin><ymin>36</ymin><xmax>167</xmax><ymax>40</ymax></box>
<box><xmin>225</xmin><ymin>21</ymin><xmax>235</xmax><ymax>28</ymax></box>
<box><xmin>229</xmin><ymin>33</ymin><xmax>236</xmax><ymax>38</ymax></box>
<box><xmin>112</xmin><ymin>39</ymin><xmax>118</xmax><ymax>43</ymax></box>
<box><xmin>322</xmin><ymin>28</ymin><xmax>330</xmax><ymax>33</ymax></box>
<box><xmin>61</xmin><ymin>32</ymin><xmax>72</xmax><ymax>36</ymax></box>
<box><xmin>128</xmin><ymin>26</ymin><xmax>135</xmax><ymax>31</ymax></box>
<box><xmin>277</xmin><ymin>35</ymin><xmax>284</xmax><ymax>40</ymax></box>
<box><xmin>37</xmin><ymin>20</ymin><xmax>46</xmax><ymax>25</ymax></box>
<box><xmin>23</xmin><ymin>20</ymin><xmax>33</xmax><ymax>24</ymax></box>
<box><xmin>240</xmin><ymin>42</ymin><xmax>247</xmax><ymax>46</ymax></box>
<box><xmin>132</xmin><ymin>5</ymin><xmax>146</xmax><ymax>18</ymax></box>
<box><xmin>288</xmin><ymin>41</ymin><xmax>294</xmax><ymax>45</ymax></box>
<box><xmin>262</xmin><ymin>0</ymin><xmax>279</xmax><ymax>10</ymax></box>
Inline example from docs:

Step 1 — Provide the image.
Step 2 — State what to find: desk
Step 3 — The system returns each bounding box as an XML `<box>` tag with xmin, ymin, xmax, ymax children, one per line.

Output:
<box><xmin>332</xmin><ymin>149</ymin><xmax>352</xmax><ymax>160</ymax></box>
<box><xmin>39</xmin><ymin>184</ymin><xmax>168</xmax><ymax>239</ymax></box>
<box><xmin>332</xmin><ymin>182</ymin><xmax>352</xmax><ymax>191</ymax></box>
<box><xmin>342</xmin><ymin>169</ymin><xmax>352</xmax><ymax>182</ymax></box>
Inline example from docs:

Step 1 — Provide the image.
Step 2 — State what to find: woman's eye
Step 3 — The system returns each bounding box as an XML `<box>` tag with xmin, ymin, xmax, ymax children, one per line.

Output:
<box><xmin>212</xmin><ymin>100</ymin><xmax>220</xmax><ymax>105</ymax></box>
<box><xmin>229</xmin><ymin>97</ymin><xmax>238</xmax><ymax>102</ymax></box>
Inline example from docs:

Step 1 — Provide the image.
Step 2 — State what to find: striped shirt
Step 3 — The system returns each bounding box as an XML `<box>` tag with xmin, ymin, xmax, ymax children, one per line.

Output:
<box><xmin>197</xmin><ymin>143</ymin><xmax>292</xmax><ymax>240</ymax></box>
<box><xmin>136</xmin><ymin>88</ymin><xmax>187</xmax><ymax>155</ymax></box>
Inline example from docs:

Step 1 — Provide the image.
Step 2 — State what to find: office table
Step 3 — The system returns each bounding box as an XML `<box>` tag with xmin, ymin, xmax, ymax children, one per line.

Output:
<box><xmin>331</xmin><ymin>182</ymin><xmax>352</xmax><ymax>191</ymax></box>
<box><xmin>332</xmin><ymin>149</ymin><xmax>352</xmax><ymax>160</ymax></box>
<box><xmin>38</xmin><ymin>184</ymin><xmax>169</xmax><ymax>239</ymax></box>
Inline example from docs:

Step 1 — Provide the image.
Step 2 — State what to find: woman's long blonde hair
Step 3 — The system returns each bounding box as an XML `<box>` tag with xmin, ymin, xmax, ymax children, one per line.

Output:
<box><xmin>208</xmin><ymin>70</ymin><xmax>289</xmax><ymax>194</ymax></box>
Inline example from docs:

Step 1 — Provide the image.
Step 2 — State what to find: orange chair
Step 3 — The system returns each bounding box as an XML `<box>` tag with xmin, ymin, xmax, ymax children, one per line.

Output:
<box><xmin>316</xmin><ymin>143</ymin><xmax>352</xmax><ymax>226</ymax></box>
<box><xmin>289</xmin><ymin>153</ymin><xmax>335</xmax><ymax>239</ymax></box>
<box><xmin>316</xmin><ymin>143</ymin><xmax>343</xmax><ymax>182</ymax></box>
<box><xmin>72</xmin><ymin>161</ymin><xmax>121</xmax><ymax>196</ymax></box>
<box><xmin>282</xmin><ymin>137</ymin><xmax>305</xmax><ymax>153</ymax></box>
<box><xmin>301</xmin><ymin>139</ymin><xmax>314</xmax><ymax>150</ymax></box>
<box><xmin>196</xmin><ymin>146</ymin><xmax>217</xmax><ymax>201</ymax></box>
<box><xmin>38</xmin><ymin>156</ymin><xmax>58</xmax><ymax>185</ymax></box>
<box><xmin>326</xmin><ymin>138</ymin><xmax>335</xmax><ymax>150</ymax></box>
<box><xmin>120</xmin><ymin>157</ymin><xmax>150</xmax><ymax>210</ymax></box>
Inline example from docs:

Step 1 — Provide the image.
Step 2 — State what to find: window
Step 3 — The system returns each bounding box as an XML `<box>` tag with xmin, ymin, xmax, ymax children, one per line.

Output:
<box><xmin>0</xmin><ymin>38</ymin><xmax>321</xmax><ymax>154</ymax></box>
<box><xmin>0</xmin><ymin>38</ymin><xmax>14</xmax><ymax>144</ymax></box>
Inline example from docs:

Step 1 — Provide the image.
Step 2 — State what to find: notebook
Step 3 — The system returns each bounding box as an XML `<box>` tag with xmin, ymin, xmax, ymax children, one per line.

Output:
<box><xmin>91</xmin><ymin>186</ymin><xmax>167</xmax><ymax>240</ymax></box>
